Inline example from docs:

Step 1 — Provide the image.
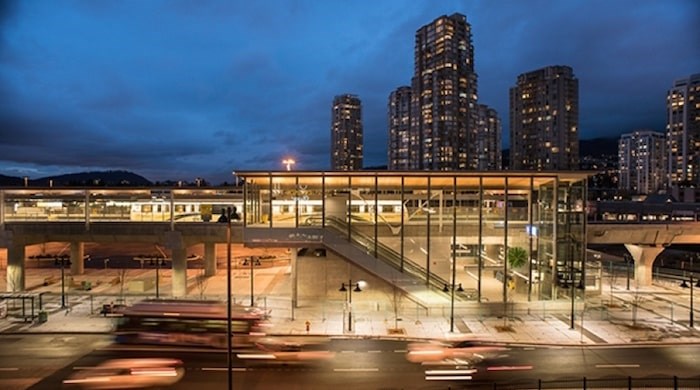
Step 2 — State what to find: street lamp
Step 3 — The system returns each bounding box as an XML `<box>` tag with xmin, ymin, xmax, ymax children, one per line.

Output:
<box><xmin>679</xmin><ymin>254</ymin><xmax>695</xmax><ymax>328</ymax></box>
<box><xmin>55</xmin><ymin>255</ymin><xmax>70</xmax><ymax>309</ymax></box>
<box><xmin>443</xmin><ymin>283</ymin><xmax>464</xmax><ymax>332</ymax></box>
<box><xmin>339</xmin><ymin>280</ymin><xmax>363</xmax><ymax>332</ymax></box>
<box><xmin>225</xmin><ymin>207</ymin><xmax>233</xmax><ymax>389</ymax></box>
<box><xmin>282</xmin><ymin>158</ymin><xmax>296</xmax><ymax>171</ymax></box>
<box><xmin>623</xmin><ymin>252</ymin><xmax>632</xmax><ymax>290</ymax></box>
<box><xmin>243</xmin><ymin>256</ymin><xmax>262</xmax><ymax>306</ymax></box>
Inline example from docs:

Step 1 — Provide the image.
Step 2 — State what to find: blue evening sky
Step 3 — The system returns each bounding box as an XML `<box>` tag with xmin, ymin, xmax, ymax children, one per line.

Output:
<box><xmin>0</xmin><ymin>0</ymin><xmax>698</xmax><ymax>184</ymax></box>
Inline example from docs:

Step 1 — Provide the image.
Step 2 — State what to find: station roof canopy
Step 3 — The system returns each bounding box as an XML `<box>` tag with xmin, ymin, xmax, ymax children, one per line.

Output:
<box><xmin>235</xmin><ymin>171</ymin><xmax>593</xmax><ymax>190</ymax></box>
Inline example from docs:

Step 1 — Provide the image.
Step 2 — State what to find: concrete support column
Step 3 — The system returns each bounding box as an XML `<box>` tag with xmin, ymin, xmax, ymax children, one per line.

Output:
<box><xmin>204</xmin><ymin>242</ymin><xmax>216</xmax><ymax>276</ymax></box>
<box><xmin>7</xmin><ymin>241</ymin><xmax>25</xmax><ymax>292</ymax></box>
<box><xmin>70</xmin><ymin>241</ymin><xmax>85</xmax><ymax>275</ymax></box>
<box><xmin>164</xmin><ymin>231</ymin><xmax>187</xmax><ymax>297</ymax></box>
<box><xmin>625</xmin><ymin>244</ymin><xmax>665</xmax><ymax>288</ymax></box>
<box><xmin>171</xmin><ymin>246</ymin><xmax>187</xmax><ymax>297</ymax></box>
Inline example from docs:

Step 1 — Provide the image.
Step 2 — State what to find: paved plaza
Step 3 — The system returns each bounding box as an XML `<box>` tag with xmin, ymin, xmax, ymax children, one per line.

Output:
<box><xmin>1</xmin><ymin>263</ymin><xmax>699</xmax><ymax>347</ymax></box>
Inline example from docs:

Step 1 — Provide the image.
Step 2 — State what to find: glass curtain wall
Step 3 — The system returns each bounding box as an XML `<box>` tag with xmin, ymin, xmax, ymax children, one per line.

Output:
<box><xmin>455</xmin><ymin>177</ymin><xmax>481</xmax><ymax>299</ymax></box>
<box><xmin>427</xmin><ymin>176</ymin><xmax>455</xmax><ymax>288</ymax></box>
<box><xmin>505</xmin><ymin>177</ymin><xmax>531</xmax><ymax>302</ymax></box>
<box><xmin>403</xmin><ymin>176</ymin><xmax>429</xmax><ymax>285</ymax></box>
<box><xmin>376</xmin><ymin>176</ymin><xmax>403</xmax><ymax>269</ymax></box>
<box><xmin>537</xmin><ymin>179</ymin><xmax>557</xmax><ymax>299</ymax></box>
<box><xmin>271</xmin><ymin>175</ymin><xmax>295</xmax><ymax>227</ymax></box>
<box><xmin>297</xmin><ymin>175</ymin><xmax>323</xmax><ymax>227</ymax></box>
<box><xmin>557</xmin><ymin>179</ymin><xmax>586</xmax><ymax>293</ymax></box>
<box><xmin>481</xmin><ymin>178</ymin><xmax>506</xmax><ymax>303</ymax></box>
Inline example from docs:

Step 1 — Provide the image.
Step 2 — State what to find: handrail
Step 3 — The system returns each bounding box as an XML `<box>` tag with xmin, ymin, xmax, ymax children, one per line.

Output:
<box><xmin>324</xmin><ymin>216</ymin><xmax>458</xmax><ymax>299</ymax></box>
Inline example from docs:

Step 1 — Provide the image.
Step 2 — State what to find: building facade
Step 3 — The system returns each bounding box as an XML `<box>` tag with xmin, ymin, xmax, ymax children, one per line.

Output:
<box><xmin>475</xmin><ymin>104</ymin><xmax>502</xmax><ymax>170</ymax></box>
<box><xmin>331</xmin><ymin>94</ymin><xmax>363</xmax><ymax>171</ymax></box>
<box><xmin>388</xmin><ymin>86</ymin><xmax>412</xmax><ymax>170</ymax></box>
<box><xmin>667</xmin><ymin>74</ymin><xmax>700</xmax><ymax>187</ymax></box>
<box><xmin>618</xmin><ymin>130</ymin><xmax>666</xmax><ymax>195</ymax></box>
<box><xmin>510</xmin><ymin>65</ymin><xmax>579</xmax><ymax>171</ymax></box>
<box><xmin>409</xmin><ymin>13</ymin><xmax>480</xmax><ymax>170</ymax></box>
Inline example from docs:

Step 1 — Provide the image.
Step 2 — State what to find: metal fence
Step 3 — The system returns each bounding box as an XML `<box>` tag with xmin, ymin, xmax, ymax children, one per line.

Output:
<box><xmin>491</xmin><ymin>376</ymin><xmax>700</xmax><ymax>389</ymax></box>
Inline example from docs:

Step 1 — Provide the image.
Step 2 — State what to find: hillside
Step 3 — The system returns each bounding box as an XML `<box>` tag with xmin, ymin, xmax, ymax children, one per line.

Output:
<box><xmin>0</xmin><ymin>170</ymin><xmax>152</xmax><ymax>186</ymax></box>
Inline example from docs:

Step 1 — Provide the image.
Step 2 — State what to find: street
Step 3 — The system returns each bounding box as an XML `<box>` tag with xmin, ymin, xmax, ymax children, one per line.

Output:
<box><xmin>0</xmin><ymin>334</ymin><xmax>698</xmax><ymax>389</ymax></box>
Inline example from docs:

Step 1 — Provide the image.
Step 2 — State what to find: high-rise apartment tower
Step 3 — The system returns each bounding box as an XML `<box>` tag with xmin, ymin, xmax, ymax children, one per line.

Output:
<box><xmin>409</xmin><ymin>13</ymin><xmax>481</xmax><ymax>170</ymax></box>
<box><xmin>509</xmin><ymin>65</ymin><xmax>579</xmax><ymax>170</ymax></box>
<box><xmin>618</xmin><ymin>130</ymin><xmax>666</xmax><ymax>194</ymax></box>
<box><xmin>388</xmin><ymin>86</ymin><xmax>412</xmax><ymax>170</ymax></box>
<box><xmin>667</xmin><ymin>74</ymin><xmax>700</xmax><ymax>187</ymax></box>
<box><xmin>331</xmin><ymin>94</ymin><xmax>363</xmax><ymax>171</ymax></box>
<box><xmin>475</xmin><ymin>104</ymin><xmax>502</xmax><ymax>170</ymax></box>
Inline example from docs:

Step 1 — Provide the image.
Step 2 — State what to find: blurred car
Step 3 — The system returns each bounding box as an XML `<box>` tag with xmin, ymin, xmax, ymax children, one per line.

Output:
<box><xmin>243</xmin><ymin>337</ymin><xmax>335</xmax><ymax>363</ymax></box>
<box><xmin>63</xmin><ymin>358</ymin><xmax>184</xmax><ymax>389</ymax></box>
<box><xmin>406</xmin><ymin>339</ymin><xmax>506</xmax><ymax>365</ymax></box>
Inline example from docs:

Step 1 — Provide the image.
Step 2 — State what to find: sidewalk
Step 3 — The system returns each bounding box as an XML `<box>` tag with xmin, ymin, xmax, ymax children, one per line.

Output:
<box><xmin>1</xmin><ymin>267</ymin><xmax>699</xmax><ymax>346</ymax></box>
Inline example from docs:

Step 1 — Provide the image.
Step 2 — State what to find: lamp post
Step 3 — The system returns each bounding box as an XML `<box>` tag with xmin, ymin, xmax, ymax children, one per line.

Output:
<box><xmin>226</xmin><ymin>207</ymin><xmax>233</xmax><ymax>390</ymax></box>
<box><xmin>339</xmin><ymin>280</ymin><xmax>362</xmax><ymax>332</ymax></box>
<box><xmin>243</xmin><ymin>256</ymin><xmax>261</xmax><ymax>306</ymax></box>
<box><xmin>443</xmin><ymin>283</ymin><xmax>464</xmax><ymax>332</ymax></box>
<box><xmin>56</xmin><ymin>255</ymin><xmax>70</xmax><ymax>309</ymax></box>
<box><xmin>624</xmin><ymin>253</ymin><xmax>632</xmax><ymax>290</ymax></box>
<box><xmin>680</xmin><ymin>254</ymin><xmax>695</xmax><ymax>328</ymax></box>
<box><xmin>282</xmin><ymin>158</ymin><xmax>296</xmax><ymax>171</ymax></box>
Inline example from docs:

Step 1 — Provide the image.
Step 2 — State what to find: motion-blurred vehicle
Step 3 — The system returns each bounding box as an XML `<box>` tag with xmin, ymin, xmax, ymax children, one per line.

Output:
<box><xmin>406</xmin><ymin>339</ymin><xmax>507</xmax><ymax>365</ymax></box>
<box><xmin>62</xmin><ymin>358</ymin><xmax>184</xmax><ymax>389</ymax></box>
<box><xmin>114</xmin><ymin>299</ymin><xmax>269</xmax><ymax>348</ymax></box>
<box><xmin>240</xmin><ymin>337</ymin><xmax>335</xmax><ymax>363</ymax></box>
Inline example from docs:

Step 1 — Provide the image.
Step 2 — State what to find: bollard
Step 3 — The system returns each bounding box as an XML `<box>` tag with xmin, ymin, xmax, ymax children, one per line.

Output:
<box><xmin>305</xmin><ymin>320</ymin><xmax>310</xmax><ymax>334</ymax></box>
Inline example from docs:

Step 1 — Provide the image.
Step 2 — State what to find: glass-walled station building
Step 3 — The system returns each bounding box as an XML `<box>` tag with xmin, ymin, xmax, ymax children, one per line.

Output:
<box><xmin>238</xmin><ymin>171</ymin><xmax>589</xmax><ymax>304</ymax></box>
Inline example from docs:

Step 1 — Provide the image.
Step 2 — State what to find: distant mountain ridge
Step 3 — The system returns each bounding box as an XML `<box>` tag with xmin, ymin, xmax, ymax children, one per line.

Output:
<box><xmin>0</xmin><ymin>170</ymin><xmax>152</xmax><ymax>186</ymax></box>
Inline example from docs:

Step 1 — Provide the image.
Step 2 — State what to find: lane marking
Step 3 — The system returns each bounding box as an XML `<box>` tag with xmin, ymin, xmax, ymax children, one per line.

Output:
<box><xmin>426</xmin><ymin>375</ymin><xmax>472</xmax><ymax>381</ymax></box>
<box><xmin>340</xmin><ymin>350</ymin><xmax>355</xmax><ymax>354</ymax></box>
<box><xmin>523</xmin><ymin>347</ymin><xmax>535</xmax><ymax>350</ymax></box>
<box><xmin>367</xmin><ymin>350</ymin><xmax>381</xmax><ymax>353</ymax></box>
<box><xmin>394</xmin><ymin>349</ymin><xmax>407</xmax><ymax>353</ymax></box>
<box><xmin>595</xmin><ymin>364</ymin><xmax>640</xmax><ymax>369</ymax></box>
<box><xmin>487</xmin><ymin>365</ymin><xmax>533</xmax><ymax>371</ymax></box>
<box><xmin>333</xmin><ymin>368</ymin><xmax>379</xmax><ymax>372</ymax></box>
<box><xmin>425</xmin><ymin>369</ymin><xmax>477</xmax><ymax>375</ymax></box>
<box><xmin>202</xmin><ymin>367</ymin><xmax>247</xmax><ymax>372</ymax></box>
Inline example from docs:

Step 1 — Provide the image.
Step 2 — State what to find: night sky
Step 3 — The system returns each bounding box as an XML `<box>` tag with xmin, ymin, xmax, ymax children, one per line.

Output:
<box><xmin>0</xmin><ymin>0</ymin><xmax>698</xmax><ymax>184</ymax></box>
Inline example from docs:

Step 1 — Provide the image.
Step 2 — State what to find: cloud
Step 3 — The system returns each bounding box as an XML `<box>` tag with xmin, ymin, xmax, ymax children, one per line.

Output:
<box><xmin>0</xmin><ymin>0</ymin><xmax>699</xmax><ymax>183</ymax></box>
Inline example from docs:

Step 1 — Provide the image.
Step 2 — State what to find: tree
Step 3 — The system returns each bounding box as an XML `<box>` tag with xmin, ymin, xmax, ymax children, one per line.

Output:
<box><xmin>194</xmin><ymin>269</ymin><xmax>209</xmax><ymax>299</ymax></box>
<box><xmin>384</xmin><ymin>283</ymin><xmax>406</xmax><ymax>333</ymax></box>
<box><xmin>507</xmin><ymin>246</ymin><xmax>527</xmax><ymax>270</ymax></box>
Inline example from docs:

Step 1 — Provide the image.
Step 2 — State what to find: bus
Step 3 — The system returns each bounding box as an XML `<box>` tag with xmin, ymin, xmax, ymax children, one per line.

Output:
<box><xmin>114</xmin><ymin>299</ymin><xmax>268</xmax><ymax>348</ymax></box>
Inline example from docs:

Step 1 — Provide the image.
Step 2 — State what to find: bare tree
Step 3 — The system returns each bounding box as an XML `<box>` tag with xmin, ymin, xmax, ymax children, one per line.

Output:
<box><xmin>118</xmin><ymin>268</ymin><xmax>129</xmax><ymax>304</ymax></box>
<box><xmin>384</xmin><ymin>283</ymin><xmax>405</xmax><ymax>333</ymax></box>
<box><xmin>194</xmin><ymin>269</ymin><xmax>209</xmax><ymax>299</ymax></box>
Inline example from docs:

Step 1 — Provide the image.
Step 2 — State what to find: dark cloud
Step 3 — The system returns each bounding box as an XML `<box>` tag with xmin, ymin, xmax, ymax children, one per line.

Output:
<box><xmin>0</xmin><ymin>0</ymin><xmax>698</xmax><ymax>183</ymax></box>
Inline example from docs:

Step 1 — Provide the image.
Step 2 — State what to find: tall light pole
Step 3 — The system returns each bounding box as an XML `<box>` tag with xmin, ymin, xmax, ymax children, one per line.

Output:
<box><xmin>282</xmin><ymin>158</ymin><xmax>296</xmax><ymax>171</ymax></box>
<box><xmin>680</xmin><ymin>254</ymin><xmax>695</xmax><ymax>328</ymax></box>
<box><xmin>339</xmin><ymin>280</ymin><xmax>362</xmax><ymax>332</ymax></box>
<box><xmin>56</xmin><ymin>255</ymin><xmax>69</xmax><ymax>309</ymax></box>
<box><xmin>443</xmin><ymin>282</ymin><xmax>464</xmax><ymax>332</ymax></box>
<box><xmin>226</xmin><ymin>207</ymin><xmax>232</xmax><ymax>389</ymax></box>
<box><xmin>244</xmin><ymin>256</ymin><xmax>261</xmax><ymax>306</ymax></box>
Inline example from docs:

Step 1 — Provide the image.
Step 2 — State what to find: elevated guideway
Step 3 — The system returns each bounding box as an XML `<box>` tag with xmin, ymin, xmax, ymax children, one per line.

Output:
<box><xmin>587</xmin><ymin>222</ymin><xmax>700</xmax><ymax>287</ymax></box>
